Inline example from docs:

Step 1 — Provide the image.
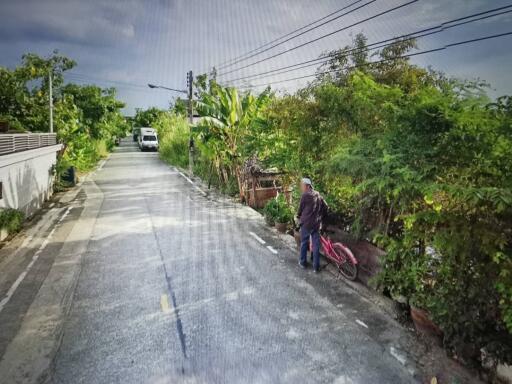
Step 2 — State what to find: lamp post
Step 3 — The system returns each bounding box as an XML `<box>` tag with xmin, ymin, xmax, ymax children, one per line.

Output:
<box><xmin>148</xmin><ymin>72</ymin><xmax>194</xmax><ymax>175</ymax></box>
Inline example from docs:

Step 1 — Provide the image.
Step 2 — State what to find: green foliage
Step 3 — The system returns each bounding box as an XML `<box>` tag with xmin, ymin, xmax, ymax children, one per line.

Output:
<box><xmin>171</xmin><ymin>97</ymin><xmax>188</xmax><ymax>117</ymax></box>
<box><xmin>263</xmin><ymin>194</ymin><xmax>293</xmax><ymax>224</ymax></box>
<box><xmin>134</xmin><ymin>107</ymin><xmax>165</xmax><ymax>127</ymax></box>
<box><xmin>153</xmin><ymin>111</ymin><xmax>190</xmax><ymax>168</ymax></box>
<box><xmin>56</xmin><ymin>85</ymin><xmax>126</xmax><ymax>171</ymax></box>
<box><xmin>194</xmin><ymin>81</ymin><xmax>271</xmax><ymax>194</ymax></box>
<box><xmin>312</xmin><ymin>72</ymin><xmax>512</xmax><ymax>364</ymax></box>
<box><xmin>0</xmin><ymin>209</ymin><xmax>25</xmax><ymax>234</ymax></box>
<box><xmin>1</xmin><ymin>54</ymin><xmax>127</xmax><ymax>173</ymax></box>
<box><xmin>0</xmin><ymin>52</ymin><xmax>75</xmax><ymax>132</ymax></box>
<box><xmin>53</xmin><ymin>157</ymin><xmax>73</xmax><ymax>191</ymax></box>
<box><xmin>62</xmin><ymin>84</ymin><xmax>127</xmax><ymax>141</ymax></box>
<box><xmin>262</xmin><ymin>198</ymin><xmax>278</xmax><ymax>225</ymax></box>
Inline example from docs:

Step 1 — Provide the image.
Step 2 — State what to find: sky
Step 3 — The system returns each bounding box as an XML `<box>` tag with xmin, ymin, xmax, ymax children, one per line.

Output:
<box><xmin>1</xmin><ymin>0</ymin><xmax>511</xmax><ymax>115</ymax></box>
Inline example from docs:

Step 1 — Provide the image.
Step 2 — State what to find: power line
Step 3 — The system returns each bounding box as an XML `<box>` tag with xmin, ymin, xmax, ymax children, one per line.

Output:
<box><xmin>65</xmin><ymin>79</ymin><xmax>149</xmax><ymax>92</ymax></box>
<box><xmin>215</xmin><ymin>0</ymin><xmax>368</xmax><ymax>68</ymax></box>
<box><xmin>225</xmin><ymin>6</ymin><xmax>512</xmax><ymax>84</ymax></box>
<box><xmin>66</xmin><ymin>73</ymin><xmax>147</xmax><ymax>88</ymax></box>
<box><xmin>216</xmin><ymin>0</ymin><xmax>377</xmax><ymax>70</ymax></box>
<box><xmin>217</xmin><ymin>0</ymin><xmax>420</xmax><ymax>77</ymax></box>
<box><xmin>235</xmin><ymin>31</ymin><xmax>512</xmax><ymax>90</ymax></box>
<box><xmin>65</xmin><ymin>73</ymin><xmax>151</xmax><ymax>91</ymax></box>
<box><xmin>222</xmin><ymin>6</ymin><xmax>512</xmax><ymax>85</ymax></box>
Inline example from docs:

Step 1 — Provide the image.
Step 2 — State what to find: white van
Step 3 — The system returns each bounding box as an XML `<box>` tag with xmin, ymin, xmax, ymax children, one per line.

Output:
<box><xmin>138</xmin><ymin>127</ymin><xmax>159</xmax><ymax>151</ymax></box>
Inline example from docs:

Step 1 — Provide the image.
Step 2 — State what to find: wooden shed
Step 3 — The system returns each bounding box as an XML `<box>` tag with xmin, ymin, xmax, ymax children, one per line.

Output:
<box><xmin>241</xmin><ymin>156</ymin><xmax>286</xmax><ymax>209</ymax></box>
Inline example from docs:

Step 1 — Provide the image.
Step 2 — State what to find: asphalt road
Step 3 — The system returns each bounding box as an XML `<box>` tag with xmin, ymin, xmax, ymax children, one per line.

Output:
<box><xmin>49</xmin><ymin>140</ymin><xmax>416</xmax><ymax>384</ymax></box>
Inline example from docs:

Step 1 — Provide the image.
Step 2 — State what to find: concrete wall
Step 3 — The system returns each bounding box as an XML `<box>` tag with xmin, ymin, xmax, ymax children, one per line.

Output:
<box><xmin>0</xmin><ymin>145</ymin><xmax>62</xmax><ymax>217</ymax></box>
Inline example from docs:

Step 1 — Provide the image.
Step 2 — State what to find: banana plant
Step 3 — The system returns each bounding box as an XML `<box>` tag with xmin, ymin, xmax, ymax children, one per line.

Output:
<box><xmin>194</xmin><ymin>82</ymin><xmax>270</xmax><ymax>197</ymax></box>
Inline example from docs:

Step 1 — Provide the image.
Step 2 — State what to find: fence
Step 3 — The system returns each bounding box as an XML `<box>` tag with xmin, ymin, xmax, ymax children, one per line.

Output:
<box><xmin>0</xmin><ymin>133</ymin><xmax>58</xmax><ymax>156</ymax></box>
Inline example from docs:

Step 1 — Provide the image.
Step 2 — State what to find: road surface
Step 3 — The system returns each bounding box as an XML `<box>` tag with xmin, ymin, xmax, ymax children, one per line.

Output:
<box><xmin>1</xmin><ymin>140</ymin><xmax>428</xmax><ymax>383</ymax></box>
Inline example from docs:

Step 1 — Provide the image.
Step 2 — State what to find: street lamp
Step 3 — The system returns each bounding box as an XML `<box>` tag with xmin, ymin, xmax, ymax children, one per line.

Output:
<box><xmin>147</xmin><ymin>83</ymin><xmax>187</xmax><ymax>94</ymax></box>
<box><xmin>147</xmin><ymin>72</ymin><xmax>194</xmax><ymax>175</ymax></box>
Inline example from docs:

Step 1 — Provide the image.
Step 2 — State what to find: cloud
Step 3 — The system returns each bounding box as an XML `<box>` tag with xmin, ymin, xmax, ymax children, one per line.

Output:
<box><xmin>0</xmin><ymin>0</ymin><xmax>510</xmax><ymax>114</ymax></box>
<box><xmin>0</xmin><ymin>0</ymin><xmax>139</xmax><ymax>47</ymax></box>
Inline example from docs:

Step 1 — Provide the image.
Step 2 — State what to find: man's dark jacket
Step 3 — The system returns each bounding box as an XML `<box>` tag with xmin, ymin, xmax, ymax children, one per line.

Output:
<box><xmin>297</xmin><ymin>189</ymin><xmax>328</xmax><ymax>230</ymax></box>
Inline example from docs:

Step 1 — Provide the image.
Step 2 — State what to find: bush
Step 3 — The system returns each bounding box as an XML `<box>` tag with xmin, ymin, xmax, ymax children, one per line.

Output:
<box><xmin>263</xmin><ymin>198</ymin><xmax>278</xmax><ymax>225</ymax></box>
<box><xmin>95</xmin><ymin>139</ymin><xmax>110</xmax><ymax>159</ymax></box>
<box><xmin>53</xmin><ymin>157</ymin><xmax>73</xmax><ymax>191</ymax></box>
<box><xmin>0</xmin><ymin>208</ymin><xmax>24</xmax><ymax>235</ymax></box>
<box><xmin>263</xmin><ymin>194</ymin><xmax>292</xmax><ymax>224</ymax></box>
<box><xmin>153</xmin><ymin>112</ymin><xmax>190</xmax><ymax>168</ymax></box>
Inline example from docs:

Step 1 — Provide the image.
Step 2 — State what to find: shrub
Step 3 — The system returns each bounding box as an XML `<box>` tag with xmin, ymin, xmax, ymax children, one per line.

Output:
<box><xmin>262</xmin><ymin>198</ymin><xmax>278</xmax><ymax>225</ymax></box>
<box><xmin>275</xmin><ymin>206</ymin><xmax>293</xmax><ymax>224</ymax></box>
<box><xmin>0</xmin><ymin>208</ymin><xmax>24</xmax><ymax>235</ymax></box>
<box><xmin>376</xmin><ymin>196</ymin><xmax>512</xmax><ymax>366</ymax></box>
<box><xmin>53</xmin><ymin>157</ymin><xmax>74</xmax><ymax>191</ymax></box>
<box><xmin>94</xmin><ymin>139</ymin><xmax>110</xmax><ymax>159</ymax></box>
<box><xmin>263</xmin><ymin>194</ymin><xmax>292</xmax><ymax>224</ymax></box>
<box><xmin>153</xmin><ymin>112</ymin><xmax>189</xmax><ymax>168</ymax></box>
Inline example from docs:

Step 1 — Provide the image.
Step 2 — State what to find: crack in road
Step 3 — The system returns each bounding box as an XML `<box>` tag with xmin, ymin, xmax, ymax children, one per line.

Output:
<box><xmin>142</xmin><ymin>195</ymin><xmax>188</xmax><ymax>371</ymax></box>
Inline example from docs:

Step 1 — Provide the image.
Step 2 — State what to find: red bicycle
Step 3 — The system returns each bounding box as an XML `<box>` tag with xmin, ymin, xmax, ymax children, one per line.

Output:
<box><xmin>311</xmin><ymin>230</ymin><xmax>358</xmax><ymax>281</ymax></box>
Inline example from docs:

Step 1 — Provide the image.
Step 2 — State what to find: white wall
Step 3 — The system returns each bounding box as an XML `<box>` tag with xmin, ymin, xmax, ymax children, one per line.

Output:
<box><xmin>0</xmin><ymin>145</ymin><xmax>62</xmax><ymax>216</ymax></box>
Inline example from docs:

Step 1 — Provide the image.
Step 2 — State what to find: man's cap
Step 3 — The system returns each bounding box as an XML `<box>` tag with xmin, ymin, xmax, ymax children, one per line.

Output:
<box><xmin>301</xmin><ymin>177</ymin><xmax>312</xmax><ymax>186</ymax></box>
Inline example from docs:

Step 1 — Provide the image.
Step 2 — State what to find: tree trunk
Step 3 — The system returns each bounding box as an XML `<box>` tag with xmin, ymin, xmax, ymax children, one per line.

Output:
<box><xmin>234</xmin><ymin>164</ymin><xmax>244</xmax><ymax>202</ymax></box>
<box><xmin>385</xmin><ymin>200</ymin><xmax>395</xmax><ymax>236</ymax></box>
<box><xmin>207</xmin><ymin>161</ymin><xmax>214</xmax><ymax>189</ymax></box>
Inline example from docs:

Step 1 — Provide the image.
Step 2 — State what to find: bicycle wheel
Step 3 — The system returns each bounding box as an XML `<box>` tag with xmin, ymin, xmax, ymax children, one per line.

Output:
<box><xmin>332</xmin><ymin>243</ymin><xmax>358</xmax><ymax>281</ymax></box>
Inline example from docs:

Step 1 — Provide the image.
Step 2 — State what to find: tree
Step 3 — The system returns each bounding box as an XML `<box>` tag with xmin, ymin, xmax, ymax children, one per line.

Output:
<box><xmin>63</xmin><ymin>84</ymin><xmax>126</xmax><ymax>140</ymax></box>
<box><xmin>0</xmin><ymin>52</ymin><xmax>75</xmax><ymax>132</ymax></box>
<box><xmin>134</xmin><ymin>107</ymin><xmax>165</xmax><ymax>127</ymax></box>
<box><xmin>171</xmin><ymin>97</ymin><xmax>188</xmax><ymax>116</ymax></box>
<box><xmin>317</xmin><ymin>33</ymin><xmax>370</xmax><ymax>85</ymax></box>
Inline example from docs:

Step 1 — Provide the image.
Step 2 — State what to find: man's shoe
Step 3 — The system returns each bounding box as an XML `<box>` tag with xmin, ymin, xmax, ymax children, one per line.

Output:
<box><xmin>313</xmin><ymin>267</ymin><xmax>320</xmax><ymax>273</ymax></box>
<box><xmin>299</xmin><ymin>261</ymin><xmax>307</xmax><ymax>269</ymax></box>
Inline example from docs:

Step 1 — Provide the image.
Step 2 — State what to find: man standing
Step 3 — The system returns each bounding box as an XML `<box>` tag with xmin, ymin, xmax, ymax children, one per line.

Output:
<box><xmin>297</xmin><ymin>178</ymin><xmax>328</xmax><ymax>272</ymax></box>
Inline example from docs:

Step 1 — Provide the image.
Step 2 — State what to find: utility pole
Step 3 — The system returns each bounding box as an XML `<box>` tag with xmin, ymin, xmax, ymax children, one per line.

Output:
<box><xmin>187</xmin><ymin>70</ymin><xmax>194</xmax><ymax>176</ymax></box>
<box><xmin>147</xmin><ymin>75</ymin><xmax>194</xmax><ymax>174</ymax></box>
<box><xmin>49</xmin><ymin>70</ymin><xmax>54</xmax><ymax>133</ymax></box>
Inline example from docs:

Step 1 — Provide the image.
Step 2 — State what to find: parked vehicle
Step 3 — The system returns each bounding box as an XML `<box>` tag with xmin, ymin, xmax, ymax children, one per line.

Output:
<box><xmin>137</xmin><ymin>127</ymin><xmax>158</xmax><ymax>151</ymax></box>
